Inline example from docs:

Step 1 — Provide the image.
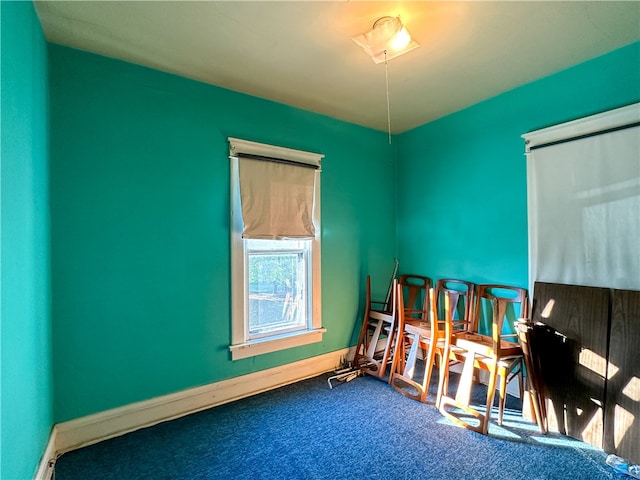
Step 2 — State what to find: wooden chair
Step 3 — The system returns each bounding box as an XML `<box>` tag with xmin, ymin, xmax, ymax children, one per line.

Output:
<box><xmin>353</xmin><ymin>276</ymin><xmax>399</xmax><ymax>379</ymax></box>
<box><xmin>434</xmin><ymin>279</ymin><xmax>475</xmax><ymax>407</ymax></box>
<box><xmin>397</xmin><ymin>274</ymin><xmax>432</xmax><ymax>365</ymax></box>
<box><xmin>439</xmin><ymin>284</ymin><xmax>528</xmax><ymax>434</ymax></box>
<box><xmin>399</xmin><ymin>274</ymin><xmax>432</xmax><ymax>369</ymax></box>
<box><xmin>390</xmin><ymin>277</ymin><xmax>474</xmax><ymax>404</ymax></box>
<box><xmin>398</xmin><ymin>274</ymin><xmax>431</xmax><ymax>321</ymax></box>
<box><xmin>436</xmin><ymin>279</ymin><xmax>476</xmax><ymax>332</ymax></box>
<box><xmin>390</xmin><ymin>286</ymin><xmax>443</xmax><ymax>402</ymax></box>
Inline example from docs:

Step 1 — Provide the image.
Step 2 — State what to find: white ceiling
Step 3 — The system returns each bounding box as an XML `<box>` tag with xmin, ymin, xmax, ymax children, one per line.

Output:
<box><xmin>34</xmin><ymin>1</ymin><xmax>640</xmax><ymax>134</ymax></box>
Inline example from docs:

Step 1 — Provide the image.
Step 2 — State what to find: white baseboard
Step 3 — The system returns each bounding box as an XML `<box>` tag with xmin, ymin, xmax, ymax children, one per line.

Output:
<box><xmin>34</xmin><ymin>429</ymin><xmax>57</xmax><ymax>480</ymax></box>
<box><xmin>45</xmin><ymin>348</ymin><xmax>348</xmax><ymax>466</ymax></box>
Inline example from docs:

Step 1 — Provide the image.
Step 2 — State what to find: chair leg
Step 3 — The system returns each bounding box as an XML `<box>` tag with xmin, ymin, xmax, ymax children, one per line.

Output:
<box><xmin>389</xmin><ymin>332</ymin><xmax>406</xmax><ymax>384</ymax></box>
<box><xmin>498</xmin><ymin>371</ymin><xmax>507</xmax><ymax>426</ymax></box>
<box><xmin>483</xmin><ymin>365</ymin><xmax>499</xmax><ymax>435</ymax></box>
<box><xmin>518</xmin><ymin>364</ymin><xmax>525</xmax><ymax>402</ymax></box>
<box><xmin>436</xmin><ymin>348</ymin><xmax>451</xmax><ymax>409</ymax></box>
<box><xmin>513</xmin><ymin>367</ymin><xmax>525</xmax><ymax>425</ymax></box>
<box><xmin>379</xmin><ymin>328</ymin><xmax>396</xmax><ymax>378</ymax></box>
<box><xmin>419</xmin><ymin>340</ymin><xmax>437</xmax><ymax>403</ymax></box>
<box><xmin>498</xmin><ymin>362</ymin><xmax>525</xmax><ymax>426</ymax></box>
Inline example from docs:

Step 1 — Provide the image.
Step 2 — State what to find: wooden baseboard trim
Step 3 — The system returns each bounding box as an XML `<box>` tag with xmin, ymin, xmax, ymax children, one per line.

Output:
<box><xmin>52</xmin><ymin>349</ymin><xmax>349</xmax><ymax>457</ymax></box>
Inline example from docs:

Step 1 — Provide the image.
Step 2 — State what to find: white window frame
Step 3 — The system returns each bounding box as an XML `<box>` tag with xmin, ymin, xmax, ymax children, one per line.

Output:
<box><xmin>229</xmin><ymin>137</ymin><xmax>324</xmax><ymax>360</ymax></box>
<box><xmin>245</xmin><ymin>239</ymin><xmax>310</xmax><ymax>339</ymax></box>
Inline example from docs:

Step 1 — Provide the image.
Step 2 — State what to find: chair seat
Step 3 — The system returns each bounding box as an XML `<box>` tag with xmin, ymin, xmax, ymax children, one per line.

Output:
<box><xmin>454</xmin><ymin>332</ymin><xmax>522</xmax><ymax>358</ymax></box>
<box><xmin>404</xmin><ymin>319</ymin><xmax>431</xmax><ymax>336</ymax></box>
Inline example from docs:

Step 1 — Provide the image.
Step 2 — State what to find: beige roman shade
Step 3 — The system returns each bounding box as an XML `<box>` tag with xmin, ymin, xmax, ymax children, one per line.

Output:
<box><xmin>237</xmin><ymin>154</ymin><xmax>318</xmax><ymax>239</ymax></box>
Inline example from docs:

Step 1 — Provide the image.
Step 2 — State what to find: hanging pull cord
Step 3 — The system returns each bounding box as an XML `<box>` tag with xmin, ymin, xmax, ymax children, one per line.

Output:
<box><xmin>384</xmin><ymin>50</ymin><xmax>391</xmax><ymax>144</ymax></box>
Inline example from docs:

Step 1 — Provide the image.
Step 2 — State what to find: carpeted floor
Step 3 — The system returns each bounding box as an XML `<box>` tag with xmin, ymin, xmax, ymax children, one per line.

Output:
<box><xmin>53</xmin><ymin>371</ymin><xmax>617</xmax><ymax>479</ymax></box>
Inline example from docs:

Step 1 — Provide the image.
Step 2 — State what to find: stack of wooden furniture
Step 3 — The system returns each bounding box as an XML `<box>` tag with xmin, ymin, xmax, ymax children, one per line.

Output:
<box><xmin>354</xmin><ymin>274</ymin><xmax>546</xmax><ymax>436</ymax></box>
<box><xmin>352</xmin><ymin>273</ymin><xmax>639</xmax><ymax>460</ymax></box>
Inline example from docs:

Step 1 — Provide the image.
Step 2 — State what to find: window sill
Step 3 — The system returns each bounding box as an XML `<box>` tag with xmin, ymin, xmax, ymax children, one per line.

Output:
<box><xmin>229</xmin><ymin>328</ymin><xmax>326</xmax><ymax>361</ymax></box>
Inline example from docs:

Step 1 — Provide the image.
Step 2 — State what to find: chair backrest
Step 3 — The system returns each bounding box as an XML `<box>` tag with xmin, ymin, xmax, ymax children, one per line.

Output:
<box><xmin>398</xmin><ymin>274</ymin><xmax>432</xmax><ymax>321</ymax></box>
<box><xmin>475</xmin><ymin>284</ymin><xmax>529</xmax><ymax>354</ymax></box>
<box><xmin>366</xmin><ymin>274</ymin><xmax>399</xmax><ymax>322</ymax></box>
<box><xmin>368</xmin><ymin>262</ymin><xmax>399</xmax><ymax>314</ymax></box>
<box><xmin>394</xmin><ymin>279</ymin><xmax>405</xmax><ymax>330</ymax></box>
<box><xmin>428</xmin><ymin>286</ymin><xmax>449</xmax><ymax>339</ymax></box>
<box><xmin>435</xmin><ymin>279</ymin><xmax>476</xmax><ymax>332</ymax></box>
<box><xmin>439</xmin><ymin>288</ymin><xmax>454</xmax><ymax>341</ymax></box>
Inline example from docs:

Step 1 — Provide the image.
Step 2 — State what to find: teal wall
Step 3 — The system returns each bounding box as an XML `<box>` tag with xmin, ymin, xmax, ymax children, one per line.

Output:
<box><xmin>48</xmin><ymin>45</ymin><xmax>396</xmax><ymax>422</ymax></box>
<box><xmin>0</xmin><ymin>1</ymin><xmax>52</xmax><ymax>479</ymax></box>
<box><xmin>396</xmin><ymin>42</ymin><xmax>640</xmax><ymax>298</ymax></box>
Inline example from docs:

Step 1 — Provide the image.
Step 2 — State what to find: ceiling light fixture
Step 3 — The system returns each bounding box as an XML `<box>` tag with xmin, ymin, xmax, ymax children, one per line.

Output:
<box><xmin>352</xmin><ymin>16</ymin><xmax>419</xmax><ymax>143</ymax></box>
<box><xmin>352</xmin><ymin>16</ymin><xmax>419</xmax><ymax>64</ymax></box>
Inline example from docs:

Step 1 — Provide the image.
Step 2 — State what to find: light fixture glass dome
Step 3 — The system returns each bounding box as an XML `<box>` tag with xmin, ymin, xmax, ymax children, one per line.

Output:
<box><xmin>352</xmin><ymin>16</ymin><xmax>419</xmax><ymax>64</ymax></box>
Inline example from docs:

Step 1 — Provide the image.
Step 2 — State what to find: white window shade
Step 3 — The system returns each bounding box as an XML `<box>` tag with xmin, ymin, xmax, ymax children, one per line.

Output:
<box><xmin>523</xmin><ymin>103</ymin><xmax>640</xmax><ymax>292</ymax></box>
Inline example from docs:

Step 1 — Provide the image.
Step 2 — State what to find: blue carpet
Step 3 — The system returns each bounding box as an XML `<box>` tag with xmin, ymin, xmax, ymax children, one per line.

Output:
<box><xmin>54</xmin><ymin>372</ymin><xmax>618</xmax><ymax>479</ymax></box>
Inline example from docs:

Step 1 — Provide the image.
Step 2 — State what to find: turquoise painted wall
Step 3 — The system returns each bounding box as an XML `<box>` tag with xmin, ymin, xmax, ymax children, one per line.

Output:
<box><xmin>0</xmin><ymin>1</ymin><xmax>52</xmax><ymax>479</ymax></box>
<box><xmin>396</xmin><ymin>42</ymin><xmax>640</xmax><ymax>297</ymax></box>
<box><xmin>48</xmin><ymin>45</ymin><xmax>396</xmax><ymax>422</ymax></box>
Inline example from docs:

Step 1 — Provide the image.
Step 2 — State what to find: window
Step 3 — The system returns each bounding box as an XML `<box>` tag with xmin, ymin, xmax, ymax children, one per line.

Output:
<box><xmin>246</xmin><ymin>239</ymin><xmax>309</xmax><ymax>339</ymax></box>
<box><xmin>229</xmin><ymin>138</ymin><xmax>324</xmax><ymax>360</ymax></box>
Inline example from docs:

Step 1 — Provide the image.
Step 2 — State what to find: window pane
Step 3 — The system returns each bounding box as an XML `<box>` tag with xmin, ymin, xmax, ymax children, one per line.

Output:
<box><xmin>247</xmin><ymin>240</ymin><xmax>309</xmax><ymax>337</ymax></box>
